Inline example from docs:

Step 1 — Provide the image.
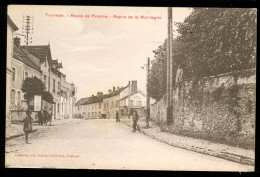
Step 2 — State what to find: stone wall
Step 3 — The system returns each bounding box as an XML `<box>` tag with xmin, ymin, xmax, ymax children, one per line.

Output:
<box><xmin>150</xmin><ymin>69</ymin><xmax>256</xmax><ymax>149</ymax></box>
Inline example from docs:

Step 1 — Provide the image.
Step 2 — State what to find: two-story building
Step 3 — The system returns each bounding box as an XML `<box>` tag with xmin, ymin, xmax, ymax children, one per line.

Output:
<box><xmin>11</xmin><ymin>37</ymin><xmax>42</xmax><ymax>110</ymax></box>
<box><xmin>103</xmin><ymin>86</ymin><xmax>126</xmax><ymax>119</ymax></box>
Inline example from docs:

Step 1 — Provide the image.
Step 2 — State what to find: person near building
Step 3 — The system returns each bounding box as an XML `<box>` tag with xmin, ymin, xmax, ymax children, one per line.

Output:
<box><xmin>47</xmin><ymin>108</ymin><xmax>52</xmax><ymax>126</ymax></box>
<box><xmin>175</xmin><ymin>65</ymin><xmax>184</xmax><ymax>85</ymax></box>
<box><xmin>116</xmin><ymin>111</ymin><xmax>120</xmax><ymax>122</ymax></box>
<box><xmin>132</xmin><ymin>111</ymin><xmax>140</xmax><ymax>132</ymax></box>
<box><xmin>38</xmin><ymin>107</ymin><xmax>44</xmax><ymax>125</ymax></box>
<box><xmin>43</xmin><ymin>107</ymin><xmax>48</xmax><ymax>125</ymax></box>
<box><xmin>23</xmin><ymin>109</ymin><xmax>33</xmax><ymax>143</ymax></box>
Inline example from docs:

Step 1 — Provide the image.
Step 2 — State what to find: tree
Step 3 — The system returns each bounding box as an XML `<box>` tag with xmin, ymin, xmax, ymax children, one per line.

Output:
<box><xmin>147</xmin><ymin>40</ymin><xmax>167</xmax><ymax>101</ymax></box>
<box><xmin>175</xmin><ymin>8</ymin><xmax>256</xmax><ymax>78</ymax></box>
<box><xmin>42</xmin><ymin>91</ymin><xmax>54</xmax><ymax>104</ymax></box>
<box><xmin>148</xmin><ymin>8</ymin><xmax>256</xmax><ymax>100</ymax></box>
<box><xmin>21</xmin><ymin>77</ymin><xmax>46</xmax><ymax>101</ymax></box>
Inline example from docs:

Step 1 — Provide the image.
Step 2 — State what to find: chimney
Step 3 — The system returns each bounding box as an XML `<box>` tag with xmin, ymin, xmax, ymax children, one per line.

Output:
<box><xmin>108</xmin><ymin>89</ymin><xmax>112</xmax><ymax>94</ymax></box>
<box><xmin>92</xmin><ymin>94</ymin><xmax>94</xmax><ymax>97</ymax></box>
<box><xmin>97</xmin><ymin>92</ymin><xmax>103</xmax><ymax>96</ymax></box>
<box><xmin>131</xmin><ymin>80</ymin><xmax>137</xmax><ymax>93</ymax></box>
<box><xmin>14</xmin><ymin>37</ymin><xmax>21</xmax><ymax>49</ymax></box>
<box><xmin>117</xmin><ymin>86</ymin><xmax>120</xmax><ymax>90</ymax></box>
<box><xmin>113</xmin><ymin>86</ymin><xmax>115</xmax><ymax>92</ymax></box>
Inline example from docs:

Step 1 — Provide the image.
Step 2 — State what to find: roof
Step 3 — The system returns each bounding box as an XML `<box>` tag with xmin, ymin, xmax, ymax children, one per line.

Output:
<box><xmin>52</xmin><ymin>60</ymin><xmax>63</xmax><ymax>68</ymax></box>
<box><xmin>85</xmin><ymin>94</ymin><xmax>109</xmax><ymax>105</ymax></box>
<box><xmin>119</xmin><ymin>91</ymin><xmax>146</xmax><ymax>101</ymax></box>
<box><xmin>7</xmin><ymin>15</ymin><xmax>18</xmax><ymax>31</ymax></box>
<box><xmin>75</xmin><ymin>97</ymin><xmax>91</xmax><ymax>106</ymax></box>
<box><xmin>22</xmin><ymin>45</ymin><xmax>51</xmax><ymax>63</ymax></box>
<box><xmin>104</xmin><ymin>85</ymin><xmax>128</xmax><ymax>99</ymax></box>
<box><xmin>51</xmin><ymin>67</ymin><xmax>65</xmax><ymax>76</ymax></box>
<box><xmin>13</xmin><ymin>45</ymin><xmax>42</xmax><ymax>72</ymax></box>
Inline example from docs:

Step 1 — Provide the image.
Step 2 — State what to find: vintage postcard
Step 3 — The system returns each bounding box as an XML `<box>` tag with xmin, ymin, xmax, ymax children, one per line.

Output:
<box><xmin>6</xmin><ymin>5</ymin><xmax>256</xmax><ymax>171</ymax></box>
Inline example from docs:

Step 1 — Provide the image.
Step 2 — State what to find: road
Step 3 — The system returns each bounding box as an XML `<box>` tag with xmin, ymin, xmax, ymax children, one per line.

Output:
<box><xmin>5</xmin><ymin>119</ymin><xmax>254</xmax><ymax>171</ymax></box>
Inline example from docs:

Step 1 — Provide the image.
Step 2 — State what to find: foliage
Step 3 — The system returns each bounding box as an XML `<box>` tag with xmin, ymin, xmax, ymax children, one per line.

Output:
<box><xmin>148</xmin><ymin>8</ymin><xmax>256</xmax><ymax>100</ymax></box>
<box><xmin>21</xmin><ymin>77</ymin><xmax>46</xmax><ymax>101</ymax></box>
<box><xmin>42</xmin><ymin>91</ymin><xmax>54</xmax><ymax>104</ymax></box>
<box><xmin>175</xmin><ymin>8</ymin><xmax>256</xmax><ymax>78</ymax></box>
<box><xmin>147</xmin><ymin>40</ymin><xmax>167</xmax><ymax>101</ymax></box>
<box><xmin>21</xmin><ymin>77</ymin><xmax>54</xmax><ymax>104</ymax></box>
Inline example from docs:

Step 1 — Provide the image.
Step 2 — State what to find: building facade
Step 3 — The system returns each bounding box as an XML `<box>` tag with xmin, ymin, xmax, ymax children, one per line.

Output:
<box><xmin>6</xmin><ymin>16</ymin><xmax>18</xmax><ymax>133</ymax></box>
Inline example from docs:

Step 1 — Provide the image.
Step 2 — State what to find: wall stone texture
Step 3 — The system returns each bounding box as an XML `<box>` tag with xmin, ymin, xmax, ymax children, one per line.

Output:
<box><xmin>150</xmin><ymin>69</ymin><xmax>255</xmax><ymax>149</ymax></box>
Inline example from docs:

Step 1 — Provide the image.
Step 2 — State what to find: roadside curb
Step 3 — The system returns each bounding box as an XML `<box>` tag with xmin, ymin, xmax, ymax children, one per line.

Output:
<box><xmin>6</xmin><ymin>129</ymin><xmax>38</xmax><ymax>141</ymax></box>
<box><xmin>6</xmin><ymin>119</ymin><xmax>79</xmax><ymax>141</ymax></box>
<box><xmin>121</xmin><ymin>121</ymin><xmax>254</xmax><ymax>166</ymax></box>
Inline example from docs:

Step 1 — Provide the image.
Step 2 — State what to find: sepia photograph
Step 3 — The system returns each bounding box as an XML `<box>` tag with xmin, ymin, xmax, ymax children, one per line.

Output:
<box><xmin>5</xmin><ymin>5</ymin><xmax>256</xmax><ymax>171</ymax></box>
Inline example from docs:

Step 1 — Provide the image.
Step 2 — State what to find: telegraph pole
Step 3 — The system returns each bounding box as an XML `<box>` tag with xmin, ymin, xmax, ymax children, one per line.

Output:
<box><xmin>22</xmin><ymin>15</ymin><xmax>34</xmax><ymax>49</ymax></box>
<box><xmin>167</xmin><ymin>7</ymin><xmax>173</xmax><ymax>125</ymax></box>
<box><xmin>146</xmin><ymin>57</ymin><xmax>150</xmax><ymax>128</ymax></box>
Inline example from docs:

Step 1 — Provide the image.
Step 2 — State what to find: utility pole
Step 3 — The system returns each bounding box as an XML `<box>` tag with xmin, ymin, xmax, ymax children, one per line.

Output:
<box><xmin>22</xmin><ymin>15</ymin><xmax>34</xmax><ymax>50</ymax></box>
<box><xmin>146</xmin><ymin>57</ymin><xmax>150</xmax><ymax>128</ymax></box>
<box><xmin>167</xmin><ymin>7</ymin><xmax>173</xmax><ymax>125</ymax></box>
<box><xmin>128</xmin><ymin>81</ymin><xmax>131</xmax><ymax>119</ymax></box>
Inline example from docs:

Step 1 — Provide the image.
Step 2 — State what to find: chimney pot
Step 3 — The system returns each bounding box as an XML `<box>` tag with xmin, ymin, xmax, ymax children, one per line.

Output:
<box><xmin>14</xmin><ymin>37</ymin><xmax>21</xmax><ymax>49</ymax></box>
<box><xmin>113</xmin><ymin>86</ymin><xmax>115</xmax><ymax>92</ymax></box>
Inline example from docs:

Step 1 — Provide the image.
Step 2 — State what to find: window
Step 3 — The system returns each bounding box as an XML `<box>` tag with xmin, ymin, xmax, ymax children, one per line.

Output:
<box><xmin>99</xmin><ymin>103</ymin><xmax>101</xmax><ymax>109</ymax></box>
<box><xmin>57</xmin><ymin>103</ymin><xmax>60</xmax><ymax>113</ymax></box>
<box><xmin>130</xmin><ymin>100</ymin><xmax>133</xmax><ymax>106</ymax></box>
<box><xmin>23</xmin><ymin>71</ymin><xmax>28</xmax><ymax>80</ymax></box>
<box><xmin>58</xmin><ymin>82</ymin><xmax>60</xmax><ymax>92</ymax></box>
<box><xmin>11</xmin><ymin>89</ymin><xmax>15</xmax><ymax>105</ymax></box>
<box><xmin>17</xmin><ymin>91</ymin><xmax>21</xmax><ymax>106</ymax></box>
<box><xmin>43</xmin><ymin>75</ymin><xmax>47</xmax><ymax>85</ymax></box>
<box><xmin>12</xmin><ymin>67</ymin><xmax>15</xmax><ymax>81</ymax></box>
<box><xmin>53</xmin><ymin>79</ymin><xmax>55</xmax><ymax>92</ymax></box>
<box><xmin>62</xmin><ymin>103</ymin><xmax>63</xmax><ymax>113</ymax></box>
<box><xmin>137</xmin><ymin>100</ymin><xmax>142</xmax><ymax>106</ymax></box>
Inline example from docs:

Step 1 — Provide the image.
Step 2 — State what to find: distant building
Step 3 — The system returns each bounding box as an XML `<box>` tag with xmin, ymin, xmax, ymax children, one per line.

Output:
<box><xmin>103</xmin><ymin>86</ymin><xmax>127</xmax><ymax>119</ymax></box>
<box><xmin>119</xmin><ymin>91</ymin><xmax>147</xmax><ymax>117</ymax></box>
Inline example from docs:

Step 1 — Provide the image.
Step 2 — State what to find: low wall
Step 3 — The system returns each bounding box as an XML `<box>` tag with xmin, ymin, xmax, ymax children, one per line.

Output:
<box><xmin>11</xmin><ymin>110</ymin><xmax>39</xmax><ymax>123</ymax></box>
<box><xmin>150</xmin><ymin>69</ymin><xmax>256</xmax><ymax>149</ymax></box>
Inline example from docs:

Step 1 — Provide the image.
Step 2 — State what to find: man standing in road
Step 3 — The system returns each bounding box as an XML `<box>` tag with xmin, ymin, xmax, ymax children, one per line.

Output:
<box><xmin>116</xmin><ymin>111</ymin><xmax>120</xmax><ymax>122</ymax></box>
<box><xmin>23</xmin><ymin>109</ymin><xmax>33</xmax><ymax>143</ymax></box>
<box><xmin>43</xmin><ymin>107</ymin><xmax>48</xmax><ymax>125</ymax></box>
<box><xmin>132</xmin><ymin>111</ymin><xmax>140</xmax><ymax>132</ymax></box>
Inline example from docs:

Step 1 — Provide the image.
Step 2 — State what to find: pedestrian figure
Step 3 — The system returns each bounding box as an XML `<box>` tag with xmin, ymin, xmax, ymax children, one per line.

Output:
<box><xmin>132</xmin><ymin>111</ymin><xmax>140</xmax><ymax>132</ymax></box>
<box><xmin>38</xmin><ymin>107</ymin><xmax>44</xmax><ymax>125</ymax></box>
<box><xmin>47</xmin><ymin>108</ymin><xmax>52</xmax><ymax>126</ymax></box>
<box><xmin>23</xmin><ymin>109</ymin><xmax>33</xmax><ymax>144</ymax></box>
<box><xmin>175</xmin><ymin>65</ymin><xmax>183</xmax><ymax>85</ymax></box>
<box><xmin>116</xmin><ymin>111</ymin><xmax>120</xmax><ymax>122</ymax></box>
<box><xmin>43</xmin><ymin>107</ymin><xmax>48</xmax><ymax>125</ymax></box>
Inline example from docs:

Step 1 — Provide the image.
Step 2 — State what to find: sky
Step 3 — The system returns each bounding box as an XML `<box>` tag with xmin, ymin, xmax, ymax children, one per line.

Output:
<box><xmin>8</xmin><ymin>5</ymin><xmax>192</xmax><ymax>100</ymax></box>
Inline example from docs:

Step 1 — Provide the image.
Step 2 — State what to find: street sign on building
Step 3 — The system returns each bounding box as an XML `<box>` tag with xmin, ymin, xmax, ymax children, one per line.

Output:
<box><xmin>34</xmin><ymin>95</ymin><xmax>41</xmax><ymax>111</ymax></box>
